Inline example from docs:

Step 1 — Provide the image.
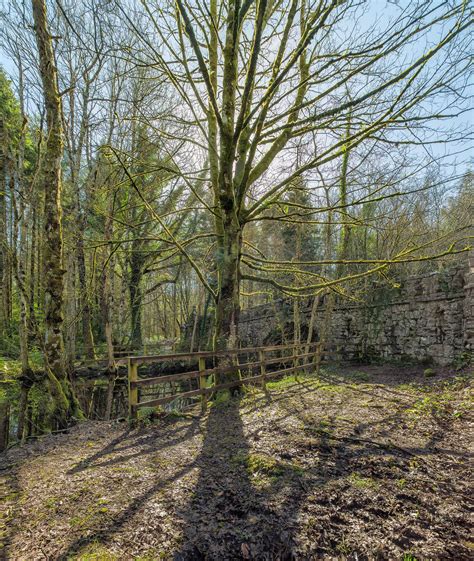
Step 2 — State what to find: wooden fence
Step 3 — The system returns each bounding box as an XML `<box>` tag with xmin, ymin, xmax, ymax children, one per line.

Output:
<box><xmin>123</xmin><ymin>342</ymin><xmax>333</xmax><ymax>419</ymax></box>
<box><xmin>78</xmin><ymin>340</ymin><xmax>177</xmax><ymax>367</ymax></box>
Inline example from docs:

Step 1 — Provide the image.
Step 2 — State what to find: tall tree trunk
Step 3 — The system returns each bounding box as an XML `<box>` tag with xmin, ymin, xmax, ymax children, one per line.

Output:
<box><xmin>305</xmin><ymin>293</ymin><xmax>321</xmax><ymax>361</ymax></box>
<box><xmin>214</xmin><ymin>214</ymin><xmax>242</xmax><ymax>388</ymax></box>
<box><xmin>293</xmin><ymin>215</ymin><xmax>302</xmax><ymax>368</ymax></box>
<box><xmin>214</xmin><ymin>215</ymin><xmax>242</xmax><ymax>352</ymax></box>
<box><xmin>67</xmin><ymin>75</ymin><xmax>96</xmax><ymax>361</ymax></box>
<box><xmin>129</xmin><ymin>254</ymin><xmax>143</xmax><ymax>350</ymax></box>
<box><xmin>0</xmin><ymin>118</ymin><xmax>12</xmax><ymax>342</ymax></box>
<box><xmin>29</xmin><ymin>205</ymin><xmax>37</xmax><ymax>324</ymax></box>
<box><xmin>212</xmin><ymin>0</ymin><xmax>242</xmax><ymax>370</ymax></box>
<box><xmin>77</xmin><ymin>233</ymin><xmax>95</xmax><ymax>359</ymax></box>
<box><xmin>189</xmin><ymin>305</ymin><xmax>199</xmax><ymax>353</ymax></box>
<box><xmin>336</xmin><ymin>110</ymin><xmax>352</xmax><ymax>279</ymax></box>
<box><xmin>64</xmin><ymin>251</ymin><xmax>77</xmax><ymax>371</ymax></box>
<box><xmin>15</xmin><ymin>59</ymin><xmax>35</xmax><ymax>441</ymax></box>
<box><xmin>0</xmin><ymin>401</ymin><xmax>9</xmax><ymax>451</ymax></box>
<box><xmin>14</xmin><ymin>172</ymin><xmax>35</xmax><ymax>441</ymax></box>
<box><xmin>103</xmin><ymin>191</ymin><xmax>116</xmax><ymax>420</ymax></box>
<box><xmin>32</xmin><ymin>0</ymin><xmax>80</xmax><ymax>427</ymax></box>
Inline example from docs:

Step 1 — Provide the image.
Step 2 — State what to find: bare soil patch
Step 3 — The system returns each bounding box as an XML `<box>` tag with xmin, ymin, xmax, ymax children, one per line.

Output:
<box><xmin>1</xmin><ymin>365</ymin><xmax>472</xmax><ymax>560</ymax></box>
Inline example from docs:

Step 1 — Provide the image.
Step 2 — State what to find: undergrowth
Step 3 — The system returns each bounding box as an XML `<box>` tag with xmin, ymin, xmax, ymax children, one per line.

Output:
<box><xmin>405</xmin><ymin>375</ymin><xmax>472</xmax><ymax>422</ymax></box>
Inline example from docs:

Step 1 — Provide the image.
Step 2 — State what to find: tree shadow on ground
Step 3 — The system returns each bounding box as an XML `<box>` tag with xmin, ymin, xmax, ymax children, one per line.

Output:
<box><xmin>67</xmin><ymin>415</ymin><xmax>201</xmax><ymax>474</ymax></box>
<box><xmin>173</xmin><ymin>395</ymin><xmax>307</xmax><ymax>560</ymax></box>
<box><xmin>173</xmin><ymin>391</ymin><xmax>470</xmax><ymax>560</ymax></box>
<box><xmin>54</xmin><ymin>395</ymin><xmax>309</xmax><ymax>561</ymax></box>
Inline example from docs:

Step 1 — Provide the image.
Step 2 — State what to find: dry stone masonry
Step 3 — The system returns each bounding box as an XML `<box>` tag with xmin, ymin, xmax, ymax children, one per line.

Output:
<box><xmin>239</xmin><ymin>253</ymin><xmax>474</xmax><ymax>366</ymax></box>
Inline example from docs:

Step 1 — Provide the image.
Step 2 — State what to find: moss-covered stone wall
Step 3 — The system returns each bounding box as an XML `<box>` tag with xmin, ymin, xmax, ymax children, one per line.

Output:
<box><xmin>238</xmin><ymin>256</ymin><xmax>473</xmax><ymax>366</ymax></box>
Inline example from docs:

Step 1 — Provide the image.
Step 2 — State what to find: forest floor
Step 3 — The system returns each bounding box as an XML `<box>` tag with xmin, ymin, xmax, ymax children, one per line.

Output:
<box><xmin>1</xmin><ymin>364</ymin><xmax>473</xmax><ymax>561</ymax></box>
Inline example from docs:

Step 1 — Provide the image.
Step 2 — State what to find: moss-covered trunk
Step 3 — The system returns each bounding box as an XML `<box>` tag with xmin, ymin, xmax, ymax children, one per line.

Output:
<box><xmin>0</xmin><ymin>401</ymin><xmax>9</xmax><ymax>451</ymax></box>
<box><xmin>77</xmin><ymin>234</ymin><xmax>95</xmax><ymax>360</ymax></box>
<box><xmin>32</xmin><ymin>0</ymin><xmax>81</xmax><ymax>427</ymax></box>
<box><xmin>0</xmin><ymin>119</ymin><xmax>12</xmax><ymax>340</ymax></box>
<box><xmin>103</xmin><ymin>191</ymin><xmax>116</xmax><ymax>420</ymax></box>
<box><xmin>214</xmin><ymin>219</ymin><xmax>242</xmax><ymax>349</ymax></box>
<box><xmin>210</xmin><ymin>0</ymin><xmax>243</xmax><ymax>389</ymax></box>
<box><xmin>129</xmin><ymin>253</ymin><xmax>144</xmax><ymax>350</ymax></box>
<box><xmin>16</xmin><ymin>374</ymin><xmax>33</xmax><ymax>440</ymax></box>
<box><xmin>214</xmin><ymin>212</ymin><xmax>242</xmax><ymax>387</ymax></box>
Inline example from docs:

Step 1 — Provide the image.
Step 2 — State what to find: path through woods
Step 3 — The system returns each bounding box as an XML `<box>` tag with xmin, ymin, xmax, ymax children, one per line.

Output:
<box><xmin>1</xmin><ymin>366</ymin><xmax>472</xmax><ymax>560</ymax></box>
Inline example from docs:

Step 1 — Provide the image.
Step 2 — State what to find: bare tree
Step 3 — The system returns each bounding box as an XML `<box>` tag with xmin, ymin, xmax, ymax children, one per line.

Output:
<box><xmin>116</xmin><ymin>0</ymin><xmax>471</xmax><ymax>367</ymax></box>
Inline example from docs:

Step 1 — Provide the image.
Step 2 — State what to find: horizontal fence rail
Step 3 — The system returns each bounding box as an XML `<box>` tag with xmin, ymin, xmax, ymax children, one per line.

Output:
<box><xmin>126</xmin><ymin>342</ymin><xmax>336</xmax><ymax>419</ymax></box>
<box><xmin>77</xmin><ymin>341</ymin><xmax>177</xmax><ymax>367</ymax></box>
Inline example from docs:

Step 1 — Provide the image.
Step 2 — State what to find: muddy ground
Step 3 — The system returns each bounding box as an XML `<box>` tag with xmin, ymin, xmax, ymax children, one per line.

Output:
<box><xmin>1</xmin><ymin>364</ymin><xmax>472</xmax><ymax>560</ymax></box>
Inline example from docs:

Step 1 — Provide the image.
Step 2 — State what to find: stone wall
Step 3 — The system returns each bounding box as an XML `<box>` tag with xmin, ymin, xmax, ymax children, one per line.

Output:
<box><xmin>238</xmin><ymin>254</ymin><xmax>474</xmax><ymax>366</ymax></box>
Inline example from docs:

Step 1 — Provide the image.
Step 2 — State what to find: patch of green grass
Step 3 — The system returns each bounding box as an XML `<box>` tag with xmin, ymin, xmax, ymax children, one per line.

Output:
<box><xmin>0</xmin><ymin>491</ymin><xmax>20</xmax><ymax>503</ymax></box>
<box><xmin>110</xmin><ymin>466</ymin><xmax>142</xmax><ymax>476</ymax></box>
<box><xmin>348</xmin><ymin>472</ymin><xmax>379</xmax><ymax>489</ymax></box>
<box><xmin>71</xmin><ymin>541</ymin><xmax>118</xmax><ymax>560</ymax></box>
<box><xmin>315</xmin><ymin>380</ymin><xmax>344</xmax><ymax>393</ymax></box>
<box><xmin>266</xmin><ymin>374</ymin><xmax>302</xmax><ymax>390</ymax></box>
<box><xmin>69</xmin><ymin>502</ymin><xmax>110</xmax><ymax>530</ymax></box>
<box><xmin>44</xmin><ymin>496</ymin><xmax>59</xmax><ymax>510</ymax></box>
<box><xmin>135</xmin><ymin>554</ymin><xmax>167</xmax><ymax>561</ymax></box>
<box><xmin>232</xmin><ymin>451</ymin><xmax>303</xmax><ymax>481</ymax></box>
<box><xmin>407</xmin><ymin>395</ymin><xmax>438</xmax><ymax>417</ymax></box>
<box><xmin>70</xmin><ymin>513</ymin><xmax>95</xmax><ymax>530</ymax></box>
<box><xmin>246</xmin><ymin>453</ymin><xmax>284</xmax><ymax>477</ymax></box>
<box><xmin>406</xmin><ymin>385</ymin><xmax>472</xmax><ymax>421</ymax></box>
<box><xmin>397</xmin><ymin>383</ymin><xmax>420</xmax><ymax>393</ymax></box>
<box><xmin>335</xmin><ymin>536</ymin><xmax>352</xmax><ymax>555</ymax></box>
<box><xmin>317</xmin><ymin>418</ymin><xmax>331</xmax><ymax>428</ymax></box>
<box><xmin>211</xmin><ymin>389</ymin><xmax>231</xmax><ymax>406</ymax></box>
<box><xmin>403</xmin><ymin>554</ymin><xmax>418</xmax><ymax>561</ymax></box>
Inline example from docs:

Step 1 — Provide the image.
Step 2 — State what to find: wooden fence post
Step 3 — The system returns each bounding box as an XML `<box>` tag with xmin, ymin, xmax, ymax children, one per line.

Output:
<box><xmin>259</xmin><ymin>349</ymin><xmax>267</xmax><ymax>392</ymax></box>
<box><xmin>128</xmin><ymin>358</ymin><xmax>138</xmax><ymax>421</ymax></box>
<box><xmin>294</xmin><ymin>344</ymin><xmax>301</xmax><ymax>382</ymax></box>
<box><xmin>315</xmin><ymin>342</ymin><xmax>322</xmax><ymax>375</ymax></box>
<box><xmin>199</xmin><ymin>356</ymin><xmax>207</xmax><ymax>413</ymax></box>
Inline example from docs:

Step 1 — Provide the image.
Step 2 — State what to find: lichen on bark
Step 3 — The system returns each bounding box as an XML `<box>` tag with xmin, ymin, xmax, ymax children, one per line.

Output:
<box><xmin>32</xmin><ymin>0</ymin><xmax>81</xmax><ymax>427</ymax></box>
